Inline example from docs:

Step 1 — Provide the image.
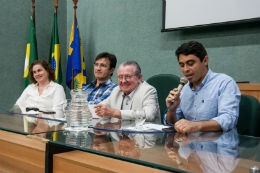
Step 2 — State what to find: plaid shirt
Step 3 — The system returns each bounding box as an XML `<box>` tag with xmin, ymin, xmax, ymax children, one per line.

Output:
<box><xmin>82</xmin><ymin>79</ymin><xmax>117</xmax><ymax>105</ymax></box>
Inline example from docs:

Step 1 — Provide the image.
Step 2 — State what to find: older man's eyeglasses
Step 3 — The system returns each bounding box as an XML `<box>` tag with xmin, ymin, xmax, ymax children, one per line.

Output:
<box><xmin>94</xmin><ymin>63</ymin><xmax>107</xmax><ymax>68</ymax></box>
<box><xmin>117</xmin><ymin>74</ymin><xmax>138</xmax><ymax>81</ymax></box>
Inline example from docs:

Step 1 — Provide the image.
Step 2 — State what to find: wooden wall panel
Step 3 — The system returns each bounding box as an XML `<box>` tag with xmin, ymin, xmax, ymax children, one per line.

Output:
<box><xmin>237</xmin><ymin>84</ymin><xmax>260</xmax><ymax>102</ymax></box>
<box><xmin>0</xmin><ymin>130</ymin><xmax>45</xmax><ymax>173</ymax></box>
<box><xmin>53</xmin><ymin>150</ymin><xmax>170</xmax><ymax>173</ymax></box>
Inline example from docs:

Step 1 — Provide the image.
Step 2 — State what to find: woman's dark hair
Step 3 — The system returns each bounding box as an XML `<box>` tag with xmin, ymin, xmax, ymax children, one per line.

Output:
<box><xmin>29</xmin><ymin>59</ymin><xmax>56</xmax><ymax>84</ymax></box>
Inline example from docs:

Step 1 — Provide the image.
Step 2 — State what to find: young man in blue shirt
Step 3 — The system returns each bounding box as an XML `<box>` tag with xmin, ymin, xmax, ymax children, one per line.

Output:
<box><xmin>83</xmin><ymin>52</ymin><xmax>117</xmax><ymax>105</ymax></box>
<box><xmin>165</xmin><ymin>41</ymin><xmax>241</xmax><ymax>133</ymax></box>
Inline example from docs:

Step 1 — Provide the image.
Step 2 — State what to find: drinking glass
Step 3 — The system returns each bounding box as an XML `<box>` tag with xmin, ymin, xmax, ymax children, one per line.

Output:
<box><xmin>62</xmin><ymin>99</ymin><xmax>71</xmax><ymax>118</ymax></box>
<box><xmin>133</xmin><ymin>133</ymin><xmax>145</xmax><ymax>149</ymax></box>
<box><xmin>133</xmin><ymin>110</ymin><xmax>146</xmax><ymax>130</ymax></box>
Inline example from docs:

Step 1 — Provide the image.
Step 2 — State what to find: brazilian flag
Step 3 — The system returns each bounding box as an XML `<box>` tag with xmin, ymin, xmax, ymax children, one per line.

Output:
<box><xmin>66</xmin><ymin>17</ymin><xmax>87</xmax><ymax>90</ymax></box>
<box><xmin>49</xmin><ymin>13</ymin><xmax>62</xmax><ymax>84</ymax></box>
<box><xmin>23</xmin><ymin>12</ymin><xmax>38</xmax><ymax>90</ymax></box>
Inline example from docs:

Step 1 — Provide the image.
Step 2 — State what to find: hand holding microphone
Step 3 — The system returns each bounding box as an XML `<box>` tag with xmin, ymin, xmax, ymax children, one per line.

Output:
<box><xmin>166</xmin><ymin>77</ymin><xmax>188</xmax><ymax>110</ymax></box>
<box><xmin>171</xmin><ymin>77</ymin><xmax>188</xmax><ymax>104</ymax></box>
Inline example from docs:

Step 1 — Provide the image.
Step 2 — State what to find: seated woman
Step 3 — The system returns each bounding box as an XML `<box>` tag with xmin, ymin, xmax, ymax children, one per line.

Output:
<box><xmin>16</xmin><ymin>59</ymin><xmax>66</xmax><ymax>119</ymax></box>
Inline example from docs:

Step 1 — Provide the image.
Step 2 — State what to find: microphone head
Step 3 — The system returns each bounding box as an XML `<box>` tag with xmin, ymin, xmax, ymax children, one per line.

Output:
<box><xmin>180</xmin><ymin>77</ymin><xmax>188</xmax><ymax>85</ymax></box>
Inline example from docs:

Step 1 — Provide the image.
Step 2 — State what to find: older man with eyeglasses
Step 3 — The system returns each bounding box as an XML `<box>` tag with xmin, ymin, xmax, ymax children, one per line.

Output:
<box><xmin>94</xmin><ymin>61</ymin><xmax>160</xmax><ymax>122</ymax></box>
<box><xmin>82</xmin><ymin>52</ymin><xmax>117</xmax><ymax>105</ymax></box>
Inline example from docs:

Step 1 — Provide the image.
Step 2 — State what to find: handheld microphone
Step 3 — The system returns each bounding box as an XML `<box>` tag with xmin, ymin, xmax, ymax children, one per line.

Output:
<box><xmin>171</xmin><ymin>77</ymin><xmax>188</xmax><ymax>104</ymax></box>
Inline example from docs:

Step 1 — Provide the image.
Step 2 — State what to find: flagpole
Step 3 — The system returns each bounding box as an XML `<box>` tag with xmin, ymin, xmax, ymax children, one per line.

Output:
<box><xmin>54</xmin><ymin>0</ymin><xmax>58</xmax><ymax>15</ymax></box>
<box><xmin>71</xmin><ymin>0</ymin><xmax>78</xmax><ymax>90</ymax></box>
<box><xmin>31</xmin><ymin>0</ymin><xmax>35</xmax><ymax>29</ymax></box>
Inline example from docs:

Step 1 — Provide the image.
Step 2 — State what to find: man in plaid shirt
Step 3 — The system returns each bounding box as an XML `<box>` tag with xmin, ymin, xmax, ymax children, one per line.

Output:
<box><xmin>83</xmin><ymin>52</ymin><xmax>117</xmax><ymax>105</ymax></box>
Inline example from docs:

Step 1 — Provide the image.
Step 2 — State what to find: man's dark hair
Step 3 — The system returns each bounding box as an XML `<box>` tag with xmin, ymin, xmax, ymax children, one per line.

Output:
<box><xmin>175</xmin><ymin>41</ymin><xmax>208</xmax><ymax>63</ymax></box>
<box><xmin>95</xmin><ymin>52</ymin><xmax>117</xmax><ymax>76</ymax></box>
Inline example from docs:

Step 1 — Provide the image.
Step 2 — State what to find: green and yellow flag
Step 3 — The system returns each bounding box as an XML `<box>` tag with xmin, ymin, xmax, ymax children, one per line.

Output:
<box><xmin>49</xmin><ymin>13</ymin><xmax>62</xmax><ymax>84</ymax></box>
<box><xmin>23</xmin><ymin>12</ymin><xmax>38</xmax><ymax>90</ymax></box>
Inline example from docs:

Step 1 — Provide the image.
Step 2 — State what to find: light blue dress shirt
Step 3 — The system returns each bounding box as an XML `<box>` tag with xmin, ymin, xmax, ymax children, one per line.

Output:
<box><xmin>170</xmin><ymin>69</ymin><xmax>241</xmax><ymax>132</ymax></box>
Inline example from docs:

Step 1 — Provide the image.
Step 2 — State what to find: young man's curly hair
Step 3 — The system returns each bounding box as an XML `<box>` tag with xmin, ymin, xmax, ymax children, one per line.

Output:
<box><xmin>29</xmin><ymin>59</ymin><xmax>56</xmax><ymax>84</ymax></box>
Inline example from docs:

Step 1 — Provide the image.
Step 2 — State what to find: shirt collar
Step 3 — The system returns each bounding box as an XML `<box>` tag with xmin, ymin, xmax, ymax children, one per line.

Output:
<box><xmin>201</xmin><ymin>68</ymin><xmax>212</xmax><ymax>87</ymax></box>
<box><xmin>128</xmin><ymin>88</ymin><xmax>137</xmax><ymax>99</ymax></box>
<box><xmin>49</xmin><ymin>81</ymin><xmax>56</xmax><ymax>86</ymax></box>
<box><xmin>90</xmin><ymin>78</ymin><xmax>113</xmax><ymax>87</ymax></box>
<box><xmin>32</xmin><ymin>80</ymin><xmax>55</xmax><ymax>89</ymax></box>
<box><xmin>122</xmin><ymin>82</ymin><xmax>140</xmax><ymax>99</ymax></box>
<box><xmin>89</xmin><ymin>79</ymin><xmax>97</xmax><ymax>87</ymax></box>
<box><xmin>103</xmin><ymin>78</ymin><xmax>113</xmax><ymax>85</ymax></box>
<box><xmin>188</xmin><ymin>69</ymin><xmax>212</xmax><ymax>89</ymax></box>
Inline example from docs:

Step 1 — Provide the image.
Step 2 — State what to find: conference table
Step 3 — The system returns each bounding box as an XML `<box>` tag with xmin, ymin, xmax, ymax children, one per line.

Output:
<box><xmin>0</xmin><ymin>108</ymin><xmax>260</xmax><ymax>173</ymax></box>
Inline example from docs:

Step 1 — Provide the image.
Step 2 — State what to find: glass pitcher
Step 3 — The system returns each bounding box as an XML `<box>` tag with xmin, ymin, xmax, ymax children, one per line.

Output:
<box><xmin>63</xmin><ymin>89</ymin><xmax>92</xmax><ymax>129</ymax></box>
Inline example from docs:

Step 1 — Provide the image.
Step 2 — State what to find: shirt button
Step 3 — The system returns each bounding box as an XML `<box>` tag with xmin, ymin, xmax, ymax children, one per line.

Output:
<box><xmin>195</xmin><ymin>118</ymin><xmax>196</xmax><ymax>120</ymax></box>
<box><xmin>195</xmin><ymin>105</ymin><xmax>196</xmax><ymax>107</ymax></box>
<box><xmin>196</xmin><ymin>93</ymin><xmax>198</xmax><ymax>95</ymax></box>
<box><xmin>126</xmin><ymin>102</ymin><xmax>128</xmax><ymax>105</ymax></box>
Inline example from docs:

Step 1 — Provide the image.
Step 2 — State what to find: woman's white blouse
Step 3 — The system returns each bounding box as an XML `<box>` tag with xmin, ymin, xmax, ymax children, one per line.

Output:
<box><xmin>16</xmin><ymin>81</ymin><xmax>66</xmax><ymax>118</ymax></box>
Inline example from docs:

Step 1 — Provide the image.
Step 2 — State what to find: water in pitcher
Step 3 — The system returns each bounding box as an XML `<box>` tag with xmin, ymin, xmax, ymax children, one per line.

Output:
<box><xmin>64</xmin><ymin>89</ymin><xmax>92</xmax><ymax>129</ymax></box>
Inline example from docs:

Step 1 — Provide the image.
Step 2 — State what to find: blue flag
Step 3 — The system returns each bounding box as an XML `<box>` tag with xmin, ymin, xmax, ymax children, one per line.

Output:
<box><xmin>66</xmin><ymin>17</ymin><xmax>87</xmax><ymax>90</ymax></box>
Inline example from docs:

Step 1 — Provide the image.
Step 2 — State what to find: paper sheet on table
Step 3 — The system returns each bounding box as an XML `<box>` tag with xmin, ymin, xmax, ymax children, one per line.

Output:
<box><xmin>125</xmin><ymin>124</ymin><xmax>170</xmax><ymax>131</ymax></box>
<box><xmin>142</xmin><ymin>124</ymin><xmax>169</xmax><ymax>130</ymax></box>
<box><xmin>88</xmin><ymin>105</ymin><xmax>100</xmax><ymax>118</ymax></box>
<box><xmin>26</xmin><ymin>110</ymin><xmax>40</xmax><ymax>115</ymax></box>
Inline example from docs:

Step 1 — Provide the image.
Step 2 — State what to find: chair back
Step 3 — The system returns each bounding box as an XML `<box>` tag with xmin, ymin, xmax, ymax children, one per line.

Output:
<box><xmin>237</xmin><ymin>94</ymin><xmax>260</xmax><ymax>137</ymax></box>
<box><xmin>147</xmin><ymin>74</ymin><xmax>180</xmax><ymax>123</ymax></box>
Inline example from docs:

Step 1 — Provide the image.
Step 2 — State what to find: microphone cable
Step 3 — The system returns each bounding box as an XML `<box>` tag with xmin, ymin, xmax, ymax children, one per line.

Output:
<box><xmin>163</xmin><ymin>102</ymin><xmax>175</xmax><ymax>127</ymax></box>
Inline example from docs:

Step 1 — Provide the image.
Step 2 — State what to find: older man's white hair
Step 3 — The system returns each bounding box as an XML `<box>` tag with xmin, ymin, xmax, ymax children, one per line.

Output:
<box><xmin>117</xmin><ymin>61</ymin><xmax>141</xmax><ymax>74</ymax></box>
